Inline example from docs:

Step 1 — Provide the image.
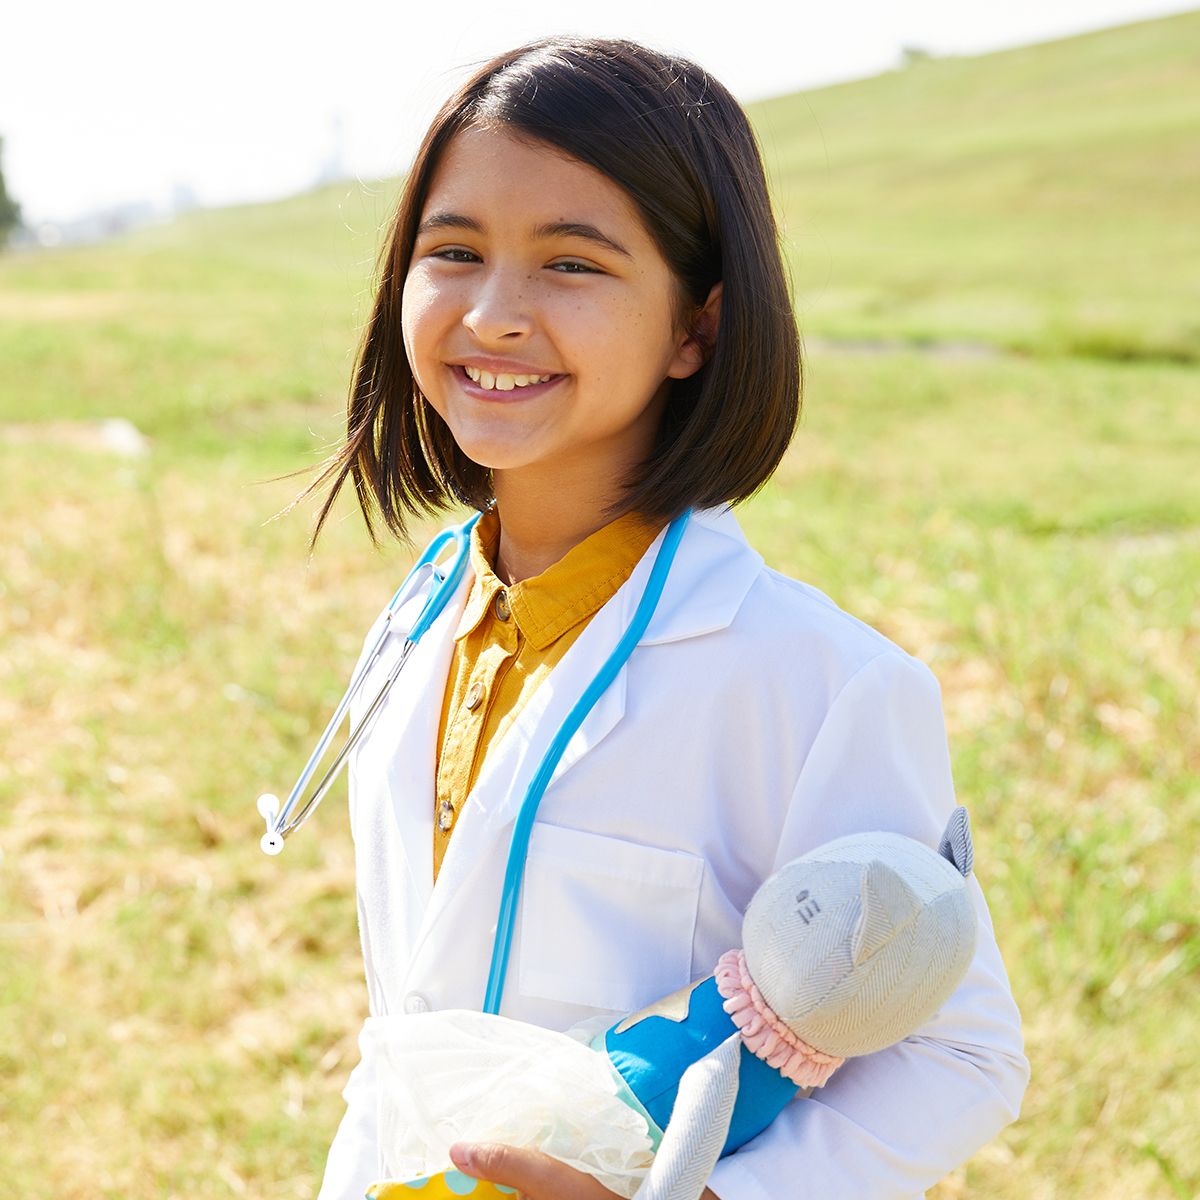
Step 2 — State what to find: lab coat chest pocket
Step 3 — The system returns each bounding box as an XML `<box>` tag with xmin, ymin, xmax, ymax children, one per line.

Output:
<box><xmin>519</xmin><ymin>823</ymin><xmax>705</xmax><ymax>1013</ymax></box>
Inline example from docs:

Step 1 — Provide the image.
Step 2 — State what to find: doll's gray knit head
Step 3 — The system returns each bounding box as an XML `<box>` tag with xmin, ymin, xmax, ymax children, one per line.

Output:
<box><xmin>741</xmin><ymin>808</ymin><xmax>977</xmax><ymax>1058</ymax></box>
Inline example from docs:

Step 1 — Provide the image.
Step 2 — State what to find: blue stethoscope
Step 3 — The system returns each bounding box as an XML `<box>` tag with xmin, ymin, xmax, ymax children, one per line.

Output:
<box><xmin>256</xmin><ymin>506</ymin><xmax>692</xmax><ymax>1013</ymax></box>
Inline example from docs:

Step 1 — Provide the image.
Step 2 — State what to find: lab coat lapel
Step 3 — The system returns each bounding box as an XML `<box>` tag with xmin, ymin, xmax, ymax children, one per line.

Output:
<box><xmin>364</xmin><ymin>566</ymin><xmax>471</xmax><ymax>907</ymax></box>
<box><xmin>404</xmin><ymin>506</ymin><xmax>763</xmax><ymax>977</ymax></box>
<box><xmin>406</xmin><ymin>576</ymin><xmax>630</xmax><ymax>966</ymax></box>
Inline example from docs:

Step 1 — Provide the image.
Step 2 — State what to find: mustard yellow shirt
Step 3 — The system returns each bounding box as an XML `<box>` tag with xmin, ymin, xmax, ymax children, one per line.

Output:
<box><xmin>433</xmin><ymin>505</ymin><xmax>663</xmax><ymax>881</ymax></box>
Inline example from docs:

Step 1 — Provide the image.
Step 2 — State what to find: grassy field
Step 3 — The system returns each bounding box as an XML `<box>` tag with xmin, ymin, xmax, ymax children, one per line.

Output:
<box><xmin>1</xmin><ymin>10</ymin><xmax>1197</xmax><ymax>1198</ymax></box>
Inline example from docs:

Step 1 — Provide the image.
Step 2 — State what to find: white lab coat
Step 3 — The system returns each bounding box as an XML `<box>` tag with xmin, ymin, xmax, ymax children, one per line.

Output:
<box><xmin>317</xmin><ymin>504</ymin><xmax>1028</xmax><ymax>1200</ymax></box>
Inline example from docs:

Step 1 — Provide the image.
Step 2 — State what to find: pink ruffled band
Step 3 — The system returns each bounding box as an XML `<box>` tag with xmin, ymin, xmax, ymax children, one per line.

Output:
<box><xmin>713</xmin><ymin>948</ymin><xmax>845</xmax><ymax>1088</ymax></box>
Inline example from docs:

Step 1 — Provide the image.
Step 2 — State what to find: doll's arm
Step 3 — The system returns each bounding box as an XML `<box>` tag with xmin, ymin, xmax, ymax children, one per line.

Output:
<box><xmin>708</xmin><ymin>652</ymin><xmax>1028</xmax><ymax>1200</ymax></box>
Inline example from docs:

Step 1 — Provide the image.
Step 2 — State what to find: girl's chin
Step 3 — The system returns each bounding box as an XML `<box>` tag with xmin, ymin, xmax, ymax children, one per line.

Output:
<box><xmin>452</xmin><ymin>437</ymin><xmax>550</xmax><ymax>473</ymax></box>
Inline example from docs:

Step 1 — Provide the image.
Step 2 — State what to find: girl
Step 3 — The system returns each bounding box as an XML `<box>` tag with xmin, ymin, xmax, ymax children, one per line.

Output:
<box><xmin>302</xmin><ymin>36</ymin><xmax>1028</xmax><ymax>1200</ymax></box>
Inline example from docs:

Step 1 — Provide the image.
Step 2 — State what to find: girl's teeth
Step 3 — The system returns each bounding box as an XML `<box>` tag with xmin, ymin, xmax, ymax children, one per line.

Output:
<box><xmin>462</xmin><ymin>366</ymin><xmax>554</xmax><ymax>390</ymax></box>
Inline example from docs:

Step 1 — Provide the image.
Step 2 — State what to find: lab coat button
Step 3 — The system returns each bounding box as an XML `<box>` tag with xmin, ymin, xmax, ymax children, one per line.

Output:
<box><xmin>465</xmin><ymin>681</ymin><xmax>484</xmax><ymax>711</ymax></box>
<box><xmin>495</xmin><ymin>589</ymin><xmax>510</xmax><ymax>621</ymax></box>
<box><xmin>403</xmin><ymin>991</ymin><xmax>431</xmax><ymax>1014</ymax></box>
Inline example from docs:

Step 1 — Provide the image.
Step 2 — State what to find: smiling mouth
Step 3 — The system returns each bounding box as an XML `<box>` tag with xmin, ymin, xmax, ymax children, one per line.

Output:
<box><xmin>450</xmin><ymin>364</ymin><xmax>567</xmax><ymax>400</ymax></box>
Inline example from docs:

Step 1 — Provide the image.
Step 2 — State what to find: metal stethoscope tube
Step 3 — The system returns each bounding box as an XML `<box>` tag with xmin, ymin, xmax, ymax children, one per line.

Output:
<box><xmin>255</xmin><ymin>513</ymin><xmax>480</xmax><ymax>854</ymax></box>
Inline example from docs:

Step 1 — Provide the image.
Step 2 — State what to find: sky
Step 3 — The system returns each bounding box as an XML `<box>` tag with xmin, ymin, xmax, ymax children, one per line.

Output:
<box><xmin>1</xmin><ymin>0</ymin><xmax>1194</xmax><ymax>227</ymax></box>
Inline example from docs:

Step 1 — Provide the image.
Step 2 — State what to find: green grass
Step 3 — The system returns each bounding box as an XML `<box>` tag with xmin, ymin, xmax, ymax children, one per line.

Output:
<box><xmin>754</xmin><ymin>11</ymin><xmax>1200</xmax><ymax>363</ymax></box>
<box><xmin>1</xmin><ymin>10</ymin><xmax>1197</xmax><ymax>1198</ymax></box>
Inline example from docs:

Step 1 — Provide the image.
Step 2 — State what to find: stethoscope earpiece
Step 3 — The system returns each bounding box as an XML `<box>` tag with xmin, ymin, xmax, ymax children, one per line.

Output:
<box><xmin>257</xmin><ymin>793</ymin><xmax>284</xmax><ymax>854</ymax></box>
<box><xmin>257</xmin><ymin>793</ymin><xmax>281</xmax><ymax>822</ymax></box>
<box><xmin>260</xmin><ymin>831</ymin><xmax>285</xmax><ymax>856</ymax></box>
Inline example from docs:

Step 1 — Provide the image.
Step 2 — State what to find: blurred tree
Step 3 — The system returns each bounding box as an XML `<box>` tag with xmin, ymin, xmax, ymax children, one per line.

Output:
<box><xmin>0</xmin><ymin>136</ymin><xmax>22</xmax><ymax>247</ymax></box>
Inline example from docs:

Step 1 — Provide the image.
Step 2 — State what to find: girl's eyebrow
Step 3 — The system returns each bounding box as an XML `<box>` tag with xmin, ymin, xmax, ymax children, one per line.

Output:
<box><xmin>533</xmin><ymin>220</ymin><xmax>632</xmax><ymax>259</ymax></box>
<box><xmin>415</xmin><ymin>211</ymin><xmax>632</xmax><ymax>259</ymax></box>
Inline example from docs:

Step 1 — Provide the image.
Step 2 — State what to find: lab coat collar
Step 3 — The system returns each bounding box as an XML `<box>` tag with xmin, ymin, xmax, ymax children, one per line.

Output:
<box><xmin>633</xmin><ymin>504</ymin><xmax>763</xmax><ymax>646</ymax></box>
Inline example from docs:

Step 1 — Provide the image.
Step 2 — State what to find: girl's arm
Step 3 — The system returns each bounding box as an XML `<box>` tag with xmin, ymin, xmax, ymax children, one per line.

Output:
<box><xmin>707</xmin><ymin>650</ymin><xmax>1029</xmax><ymax>1200</ymax></box>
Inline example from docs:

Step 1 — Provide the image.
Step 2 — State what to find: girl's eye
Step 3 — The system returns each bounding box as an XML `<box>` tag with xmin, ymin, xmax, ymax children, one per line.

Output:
<box><xmin>431</xmin><ymin>248</ymin><xmax>479</xmax><ymax>263</ymax></box>
<box><xmin>550</xmin><ymin>261</ymin><xmax>600</xmax><ymax>274</ymax></box>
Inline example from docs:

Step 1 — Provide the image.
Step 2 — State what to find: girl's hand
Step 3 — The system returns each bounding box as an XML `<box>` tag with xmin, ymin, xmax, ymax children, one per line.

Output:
<box><xmin>448</xmin><ymin>1142</ymin><xmax>720</xmax><ymax>1200</ymax></box>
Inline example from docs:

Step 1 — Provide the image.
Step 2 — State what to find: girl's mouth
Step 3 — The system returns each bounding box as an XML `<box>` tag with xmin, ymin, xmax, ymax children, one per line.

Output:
<box><xmin>450</xmin><ymin>364</ymin><xmax>566</xmax><ymax>402</ymax></box>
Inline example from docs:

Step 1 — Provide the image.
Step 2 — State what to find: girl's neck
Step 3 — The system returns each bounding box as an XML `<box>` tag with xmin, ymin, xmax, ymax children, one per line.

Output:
<box><xmin>489</xmin><ymin>471</ymin><xmax>623</xmax><ymax>584</ymax></box>
<box><xmin>487</xmin><ymin>397</ymin><xmax>667</xmax><ymax>583</ymax></box>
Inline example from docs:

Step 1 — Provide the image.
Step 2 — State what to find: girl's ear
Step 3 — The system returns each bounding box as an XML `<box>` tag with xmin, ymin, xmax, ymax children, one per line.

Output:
<box><xmin>668</xmin><ymin>281</ymin><xmax>723</xmax><ymax>379</ymax></box>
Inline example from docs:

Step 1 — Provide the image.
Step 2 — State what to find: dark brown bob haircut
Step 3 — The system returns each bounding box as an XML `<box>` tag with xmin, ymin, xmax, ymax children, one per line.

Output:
<box><xmin>306</xmin><ymin>35</ymin><xmax>802</xmax><ymax>547</ymax></box>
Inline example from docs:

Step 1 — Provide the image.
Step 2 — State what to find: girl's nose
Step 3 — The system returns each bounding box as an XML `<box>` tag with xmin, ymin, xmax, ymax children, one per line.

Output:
<box><xmin>461</xmin><ymin>269</ymin><xmax>534</xmax><ymax>342</ymax></box>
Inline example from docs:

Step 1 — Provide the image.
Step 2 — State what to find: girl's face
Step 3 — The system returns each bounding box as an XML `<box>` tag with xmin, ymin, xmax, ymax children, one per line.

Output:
<box><xmin>402</xmin><ymin>124</ymin><xmax>709</xmax><ymax>494</ymax></box>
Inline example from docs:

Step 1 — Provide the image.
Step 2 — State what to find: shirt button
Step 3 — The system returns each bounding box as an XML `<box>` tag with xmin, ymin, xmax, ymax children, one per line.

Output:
<box><xmin>403</xmin><ymin>992</ymin><xmax>431</xmax><ymax>1015</ymax></box>
<box><xmin>494</xmin><ymin>589</ymin><xmax>510</xmax><ymax>621</ymax></box>
<box><xmin>437</xmin><ymin>799</ymin><xmax>455</xmax><ymax>832</ymax></box>
<box><xmin>465</xmin><ymin>681</ymin><xmax>484</xmax><ymax>711</ymax></box>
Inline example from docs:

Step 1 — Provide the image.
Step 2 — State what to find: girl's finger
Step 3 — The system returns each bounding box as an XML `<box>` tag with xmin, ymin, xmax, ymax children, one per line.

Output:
<box><xmin>449</xmin><ymin>1141</ymin><xmax>616</xmax><ymax>1199</ymax></box>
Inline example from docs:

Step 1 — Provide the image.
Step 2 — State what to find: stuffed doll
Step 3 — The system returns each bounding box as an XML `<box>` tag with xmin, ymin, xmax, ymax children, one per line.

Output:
<box><xmin>365</xmin><ymin>808</ymin><xmax>978</xmax><ymax>1200</ymax></box>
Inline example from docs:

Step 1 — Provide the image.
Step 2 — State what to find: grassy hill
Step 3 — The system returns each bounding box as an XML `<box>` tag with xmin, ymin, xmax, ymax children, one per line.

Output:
<box><xmin>0</xmin><ymin>10</ymin><xmax>1196</xmax><ymax>1199</ymax></box>
<box><xmin>755</xmin><ymin>9</ymin><xmax>1200</xmax><ymax>362</ymax></box>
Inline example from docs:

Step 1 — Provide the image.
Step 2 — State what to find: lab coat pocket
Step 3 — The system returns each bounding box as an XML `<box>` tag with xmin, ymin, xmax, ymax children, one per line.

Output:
<box><xmin>519</xmin><ymin>823</ymin><xmax>705</xmax><ymax>1013</ymax></box>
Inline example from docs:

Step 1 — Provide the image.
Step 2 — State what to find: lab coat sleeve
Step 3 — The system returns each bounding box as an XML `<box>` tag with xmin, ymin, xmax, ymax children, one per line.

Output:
<box><xmin>316</xmin><ymin>1020</ymin><xmax>382</xmax><ymax>1200</ymax></box>
<box><xmin>317</xmin><ymin>741</ymin><xmax>385</xmax><ymax>1200</ymax></box>
<box><xmin>707</xmin><ymin>650</ymin><xmax>1029</xmax><ymax>1200</ymax></box>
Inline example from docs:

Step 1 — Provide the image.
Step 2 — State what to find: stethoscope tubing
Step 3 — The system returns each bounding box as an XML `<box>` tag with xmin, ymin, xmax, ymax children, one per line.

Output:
<box><xmin>482</xmin><ymin>509</ymin><xmax>692</xmax><ymax>1013</ymax></box>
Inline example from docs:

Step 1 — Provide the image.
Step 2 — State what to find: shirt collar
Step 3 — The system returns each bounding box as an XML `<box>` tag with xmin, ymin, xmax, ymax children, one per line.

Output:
<box><xmin>453</xmin><ymin>505</ymin><xmax>664</xmax><ymax>651</ymax></box>
<box><xmin>453</xmin><ymin>507</ymin><xmax>507</xmax><ymax>643</ymax></box>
